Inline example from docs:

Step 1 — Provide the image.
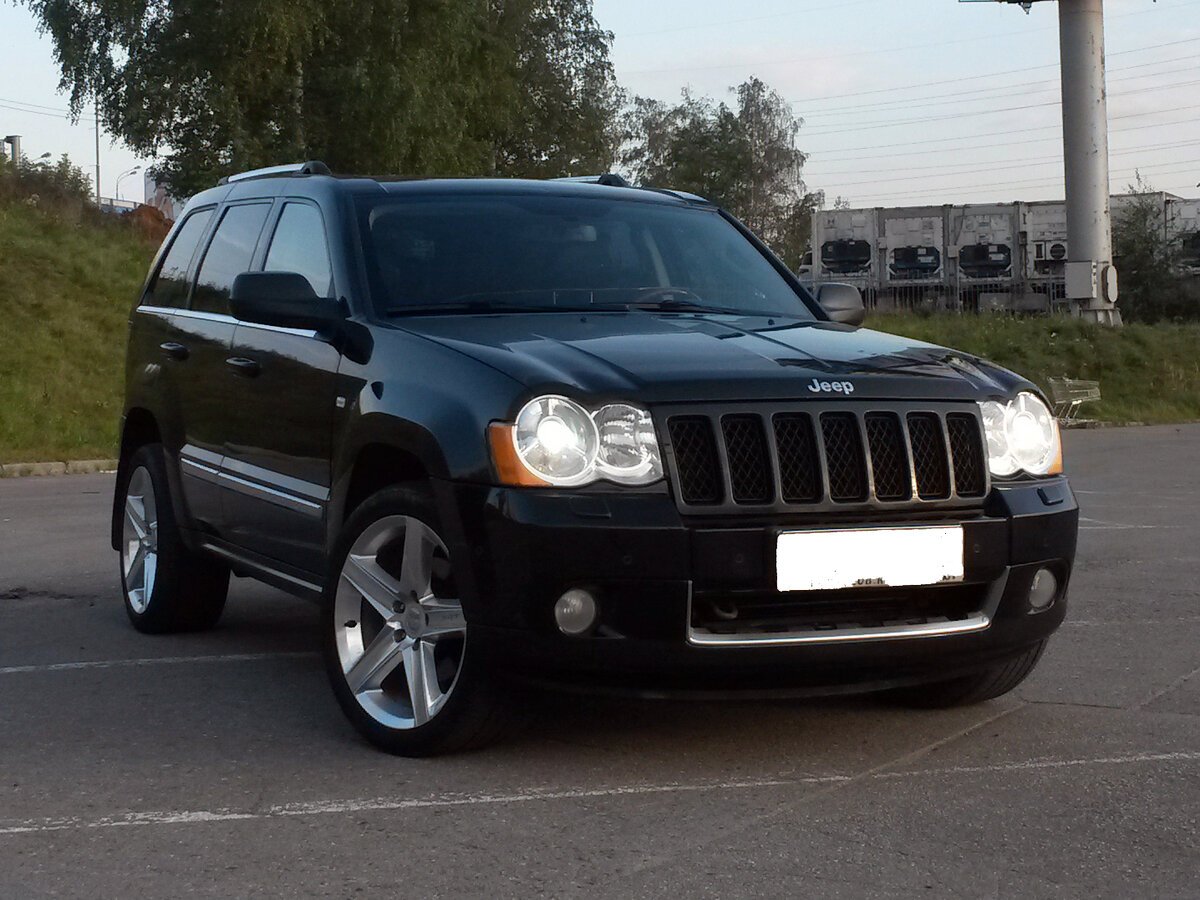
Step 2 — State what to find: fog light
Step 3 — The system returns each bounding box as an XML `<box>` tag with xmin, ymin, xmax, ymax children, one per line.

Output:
<box><xmin>1028</xmin><ymin>568</ymin><xmax>1058</xmax><ymax>612</ymax></box>
<box><xmin>554</xmin><ymin>588</ymin><xmax>598</xmax><ymax>636</ymax></box>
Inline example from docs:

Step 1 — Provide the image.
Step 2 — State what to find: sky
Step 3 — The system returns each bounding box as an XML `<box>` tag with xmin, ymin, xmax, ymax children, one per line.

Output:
<box><xmin>1</xmin><ymin>0</ymin><xmax>1198</xmax><ymax>207</ymax></box>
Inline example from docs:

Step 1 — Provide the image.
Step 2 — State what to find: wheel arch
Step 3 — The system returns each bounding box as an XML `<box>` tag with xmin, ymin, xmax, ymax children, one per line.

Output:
<box><xmin>111</xmin><ymin>408</ymin><xmax>163</xmax><ymax>551</ymax></box>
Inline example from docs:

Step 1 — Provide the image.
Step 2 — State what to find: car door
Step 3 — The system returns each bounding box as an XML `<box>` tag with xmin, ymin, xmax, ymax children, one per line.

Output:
<box><xmin>221</xmin><ymin>199</ymin><xmax>341</xmax><ymax>570</ymax></box>
<box><xmin>133</xmin><ymin>205</ymin><xmax>220</xmax><ymax>527</ymax></box>
<box><xmin>173</xmin><ymin>200</ymin><xmax>274</xmax><ymax>535</ymax></box>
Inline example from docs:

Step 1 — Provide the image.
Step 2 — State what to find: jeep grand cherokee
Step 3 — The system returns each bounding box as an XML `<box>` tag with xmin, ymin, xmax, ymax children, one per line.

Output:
<box><xmin>113</xmin><ymin>163</ymin><xmax>1077</xmax><ymax>755</ymax></box>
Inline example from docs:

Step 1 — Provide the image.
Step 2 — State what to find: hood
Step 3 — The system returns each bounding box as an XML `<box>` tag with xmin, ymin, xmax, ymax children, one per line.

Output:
<box><xmin>391</xmin><ymin>312</ymin><xmax>1027</xmax><ymax>404</ymax></box>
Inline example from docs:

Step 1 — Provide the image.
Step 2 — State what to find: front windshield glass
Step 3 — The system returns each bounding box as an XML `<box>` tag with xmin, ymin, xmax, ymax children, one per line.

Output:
<box><xmin>356</xmin><ymin>193</ymin><xmax>816</xmax><ymax>319</ymax></box>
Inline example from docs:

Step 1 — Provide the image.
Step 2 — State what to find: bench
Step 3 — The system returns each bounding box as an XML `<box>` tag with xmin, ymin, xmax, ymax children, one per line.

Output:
<box><xmin>1046</xmin><ymin>376</ymin><xmax>1101</xmax><ymax>423</ymax></box>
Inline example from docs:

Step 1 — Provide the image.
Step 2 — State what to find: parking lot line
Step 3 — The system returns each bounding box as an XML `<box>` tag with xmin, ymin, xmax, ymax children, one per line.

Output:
<box><xmin>0</xmin><ymin>651</ymin><xmax>318</xmax><ymax>676</ymax></box>
<box><xmin>2</xmin><ymin>750</ymin><xmax>1195</xmax><ymax>837</ymax></box>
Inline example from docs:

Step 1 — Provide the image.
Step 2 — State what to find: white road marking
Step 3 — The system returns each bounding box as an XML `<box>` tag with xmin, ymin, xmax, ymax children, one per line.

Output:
<box><xmin>2</xmin><ymin>751</ymin><xmax>1196</xmax><ymax>836</ymax></box>
<box><xmin>0</xmin><ymin>651</ymin><xmax>318</xmax><ymax>676</ymax></box>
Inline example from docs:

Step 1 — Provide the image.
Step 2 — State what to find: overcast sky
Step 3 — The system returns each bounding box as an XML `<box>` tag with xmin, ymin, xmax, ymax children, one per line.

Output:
<box><xmin>2</xmin><ymin>0</ymin><xmax>1198</xmax><ymax>206</ymax></box>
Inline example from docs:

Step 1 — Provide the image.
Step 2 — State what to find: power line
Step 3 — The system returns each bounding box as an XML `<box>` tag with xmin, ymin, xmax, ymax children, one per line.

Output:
<box><xmin>786</xmin><ymin>36</ymin><xmax>1200</xmax><ymax>105</ymax></box>
<box><xmin>818</xmin><ymin>152</ymin><xmax>1200</xmax><ymax>192</ymax></box>
<box><xmin>619</xmin><ymin>2</ymin><xmax>1199</xmax><ymax>77</ymax></box>
<box><xmin>0</xmin><ymin>100</ymin><xmax>96</xmax><ymax>122</ymax></box>
<box><xmin>809</xmin><ymin>138</ymin><xmax>1200</xmax><ymax>180</ymax></box>
<box><xmin>806</xmin><ymin>107</ymin><xmax>1200</xmax><ymax>157</ymax></box>
<box><xmin>797</xmin><ymin>59</ymin><xmax>1200</xmax><ymax>118</ymax></box>
<box><xmin>835</xmin><ymin>161</ymin><xmax>1200</xmax><ymax>205</ymax></box>
<box><xmin>799</xmin><ymin>78</ymin><xmax>1200</xmax><ymax>138</ymax></box>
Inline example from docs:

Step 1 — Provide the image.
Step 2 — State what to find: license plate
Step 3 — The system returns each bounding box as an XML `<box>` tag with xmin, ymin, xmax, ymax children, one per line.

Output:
<box><xmin>776</xmin><ymin>526</ymin><xmax>964</xmax><ymax>592</ymax></box>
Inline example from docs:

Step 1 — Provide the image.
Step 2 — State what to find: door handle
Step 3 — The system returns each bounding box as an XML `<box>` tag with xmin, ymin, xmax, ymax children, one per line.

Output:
<box><xmin>159</xmin><ymin>341</ymin><xmax>189</xmax><ymax>361</ymax></box>
<box><xmin>225</xmin><ymin>357</ymin><xmax>262</xmax><ymax>378</ymax></box>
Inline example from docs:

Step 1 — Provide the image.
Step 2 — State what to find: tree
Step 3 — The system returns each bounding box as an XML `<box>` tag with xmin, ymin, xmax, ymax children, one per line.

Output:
<box><xmin>25</xmin><ymin>0</ymin><xmax>620</xmax><ymax>196</ymax></box>
<box><xmin>1112</xmin><ymin>173</ymin><xmax>1192</xmax><ymax>322</ymax></box>
<box><xmin>620</xmin><ymin>77</ymin><xmax>821</xmax><ymax>270</ymax></box>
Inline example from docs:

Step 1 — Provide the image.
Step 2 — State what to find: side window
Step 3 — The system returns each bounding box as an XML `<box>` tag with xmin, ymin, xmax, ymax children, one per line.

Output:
<box><xmin>264</xmin><ymin>202</ymin><xmax>334</xmax><ymax>297</ymax></box>
<box><xmin>147</xmin><ymin>208</ymin><xmax>213</xmax><ymax>308</ymax></box>
<box><xmin>192</xmin><ymin>203</ymin><xmax>272</xmax><ymax>314</ymax></box>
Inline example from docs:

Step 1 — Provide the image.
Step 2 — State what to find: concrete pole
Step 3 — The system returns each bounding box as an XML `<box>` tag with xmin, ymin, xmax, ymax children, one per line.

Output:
<box><xmin>4</xmin><ymin>134</ymin><xmax>22</xmax><ymax>166</ymax></box>
<box><xmin>1058</xmin><ymin>0</ymin><xmax>1121</xmax><ymax>324</ymax></box>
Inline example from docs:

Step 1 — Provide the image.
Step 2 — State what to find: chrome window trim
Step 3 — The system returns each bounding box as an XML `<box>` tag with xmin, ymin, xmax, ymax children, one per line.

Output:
<box><xmin>136</xmin><ymin>304</ymin><xmax>319</xmax><ymax>339</ymax></box>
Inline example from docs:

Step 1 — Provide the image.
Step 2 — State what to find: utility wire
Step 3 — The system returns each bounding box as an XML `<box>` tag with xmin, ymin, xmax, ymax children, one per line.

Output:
<box><xmin>807</xmin><ymin>107</ymin><xmax>1200</xmax><ymax>157</ymax></box>
<box><xmin>787</xmin><ymin>36</ymin><xmax>1200</xmax><ymax>104</ymax></box>
<box><xmin>819</xmin><ymin>153</ymin><xmax>1200</xmax><ymax>192</ymax></box>
<box><xmin>839</xmin><ymin>161</ymin><xmax>1200</xmax><ymax>205</ymax></box>
<box><xmin>619</xmin><ymin>2</ymin><xmax>1199</xmax><ymax>76</ymax></box>
<box><xmin>798</xmin><ymin>59</ymin><xmax>1200</xmax><ymax>118</ymax></box>
<box><xmin>800</xmin><ymin>78</ymin><xmax>1200</xmax><ymax>137</ymax></box>
<box><xmin>810</xmin><ymin>139</ymin><xmax>1200</xmax><ymax>181</ymax></box>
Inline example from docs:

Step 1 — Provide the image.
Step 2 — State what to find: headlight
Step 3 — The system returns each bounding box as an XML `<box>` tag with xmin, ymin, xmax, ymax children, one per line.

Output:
<box><xmin>978</xmin><ymin>392</ymin><xmax>1062</xmax><ymax>477</ymax></box>
<box><xmin>490</xmin><ymin>395</ymin><xmax>663</xmax><ymax>487</ymax></box>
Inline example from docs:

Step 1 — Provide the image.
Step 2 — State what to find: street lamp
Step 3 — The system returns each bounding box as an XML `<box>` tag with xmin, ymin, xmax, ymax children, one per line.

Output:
<box><xmin>115</xmin><ymin>165</ymin><xmax>141</xmax><ymax>202</ymax></box>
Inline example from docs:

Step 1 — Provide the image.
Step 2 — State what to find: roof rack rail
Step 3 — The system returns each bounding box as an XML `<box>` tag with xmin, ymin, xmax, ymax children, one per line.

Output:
<box><xmin>219</xmin><ymin>160</ymin><xmax>332</xmax><ymax>185</ymax></box>
<box><xmin>551</xmin><ymin>173</ymin><xmax>632</xmax><ymax>188</ymax></box>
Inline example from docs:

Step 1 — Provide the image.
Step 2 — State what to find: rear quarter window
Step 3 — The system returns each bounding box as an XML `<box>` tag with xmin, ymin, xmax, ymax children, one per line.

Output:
<box><xmin>145</xmin><ymin>208</ymin><xmax>214</xmax><ymax>308</ymax></box>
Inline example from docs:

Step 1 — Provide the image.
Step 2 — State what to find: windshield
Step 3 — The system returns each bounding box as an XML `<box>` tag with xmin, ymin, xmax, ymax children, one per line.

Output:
<box><xmin>356</xmin><ymin>193</ymin><xmax>816</xmax><ymax>319</ymax></box>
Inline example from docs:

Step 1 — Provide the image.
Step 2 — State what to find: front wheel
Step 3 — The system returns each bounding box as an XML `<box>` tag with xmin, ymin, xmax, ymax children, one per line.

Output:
<box><xmin>324</xmin><ymin>484</ymin><xmax>513</xmax><ymax>756</ymax></box>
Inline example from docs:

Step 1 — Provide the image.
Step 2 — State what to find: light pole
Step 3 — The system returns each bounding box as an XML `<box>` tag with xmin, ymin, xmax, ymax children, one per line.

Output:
<box><xmin>116</xmin><ymin>165</ymin><xmax>141</xmax><ymax>202</ymax></box>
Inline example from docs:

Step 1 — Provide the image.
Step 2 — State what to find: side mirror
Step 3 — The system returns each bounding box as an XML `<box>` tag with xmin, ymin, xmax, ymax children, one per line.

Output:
<box><xmin>230</xmin><ymin>272</ymin><xmax>342</xmax><ymax>331</ymax></box>
<box><xmin>816</xmin><ymin>282</ymin><xmax>866</xmax><ymax>326</ymax></box>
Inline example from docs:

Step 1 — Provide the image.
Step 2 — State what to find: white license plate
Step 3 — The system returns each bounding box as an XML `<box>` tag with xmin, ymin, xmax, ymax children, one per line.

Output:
<box><xmin>776</xmin><ymin>526</ymin><xmax>964</xmax><ymax>592</ymax></box>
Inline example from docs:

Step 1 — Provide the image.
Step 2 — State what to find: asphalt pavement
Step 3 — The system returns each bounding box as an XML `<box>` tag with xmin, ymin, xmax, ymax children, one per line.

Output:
<box><xmin>1</xmin><ymin>425</ymin><xmax>1197</xmax><ymax>899</ymax></box>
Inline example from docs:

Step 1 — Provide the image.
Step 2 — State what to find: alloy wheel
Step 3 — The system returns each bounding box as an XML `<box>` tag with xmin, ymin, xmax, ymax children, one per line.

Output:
<box><xmin>122</xmin><ymin>466</ymin><xmax>159</xmax><ymax>613</ymax></box>
<box><xmin>333</xmin><ymin>515</ymin><xmax>467</xmax><ymax>730</ymax></box>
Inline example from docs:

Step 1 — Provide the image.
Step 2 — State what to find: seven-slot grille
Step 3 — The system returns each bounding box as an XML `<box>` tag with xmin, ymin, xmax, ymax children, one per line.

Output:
<box><xmin>663</xmin><ymin>403</ymin><xmax>988</xmax><ymax>512</ymax></box>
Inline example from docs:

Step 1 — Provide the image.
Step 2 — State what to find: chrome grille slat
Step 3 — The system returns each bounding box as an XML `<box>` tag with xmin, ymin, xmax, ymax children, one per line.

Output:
<box><xmin>661</xmin><ymin>402</ymin><xmax>989</xmax><ymax>515</ymax></box>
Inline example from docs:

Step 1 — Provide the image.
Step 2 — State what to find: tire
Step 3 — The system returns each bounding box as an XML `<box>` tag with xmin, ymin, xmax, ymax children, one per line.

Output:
<box><xmin>886</xmin><ymin>641</ymin><xmax>1048</xmax><ymax>708</ymax></box>
<box><xmin>324</xmin><ymin>483</ymin><xmax>513</xmax><ymax>756</ymax></box>
<box><xmin>117</xmin><ymin>443</ymin><xmax>229</xmax><ymax>633</ymax></box>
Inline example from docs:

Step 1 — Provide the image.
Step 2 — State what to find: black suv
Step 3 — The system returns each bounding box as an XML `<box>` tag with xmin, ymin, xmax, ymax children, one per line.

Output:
<box><xmin>113</xmin><ymin>163</ymin><xmax>1077</xmax><ymax>755</ymax></box>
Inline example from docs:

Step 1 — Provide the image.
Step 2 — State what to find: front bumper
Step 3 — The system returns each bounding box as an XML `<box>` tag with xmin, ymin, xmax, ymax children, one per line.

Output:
<box><xmin>435</xmin><ymin>477</ymin><xmax>1078</xmax><ymax>696</ymax></box>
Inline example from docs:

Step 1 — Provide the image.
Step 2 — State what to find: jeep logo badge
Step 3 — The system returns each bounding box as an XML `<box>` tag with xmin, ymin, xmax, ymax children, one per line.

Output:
<box><xmin>807</xmin><ymin>378</ymin><xmax>855</xmax><ymax>394</ymax></box>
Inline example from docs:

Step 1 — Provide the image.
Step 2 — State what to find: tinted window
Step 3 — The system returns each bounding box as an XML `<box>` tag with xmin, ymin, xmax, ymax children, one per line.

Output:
<box><xmin>192</xmin><ymin>203</ymin><xmax>271</xmax><ymax>314</ymax></box>
<box><xmin>264</xmin><ymin>203</ymin><xmax>333</xmax><ymax>297</ymax></box>
<box><xmin>148</xmin><ymin>208</ymin><xmax>213</xmax><ymax>308</ymax></box>
<box><xmin>357</xmin><ymin>194</ymin><xmax>814</xmax><ymax>319</ymax></box>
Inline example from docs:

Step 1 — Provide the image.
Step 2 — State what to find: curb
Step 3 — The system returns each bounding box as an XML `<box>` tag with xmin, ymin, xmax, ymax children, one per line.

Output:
<box><xmin>0</xmin><ymin>459</ymin><xmax>118</xmax><ymax>478</ymax></box>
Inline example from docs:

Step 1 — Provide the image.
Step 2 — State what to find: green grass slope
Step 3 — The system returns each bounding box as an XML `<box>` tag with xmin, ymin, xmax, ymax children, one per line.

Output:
<box><xmin>870</xmin><ymin>313</ymin><xmax>1200</xmax><ymax>425</ymax></box>
<box><xmin>0</xmin><ymin>199</ymin><xmax>154</xmax><ymax>463</ymax></box>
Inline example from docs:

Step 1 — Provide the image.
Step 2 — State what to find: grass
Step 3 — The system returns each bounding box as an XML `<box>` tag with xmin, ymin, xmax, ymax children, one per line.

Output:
<box><xmin>870</xmin><ymin>312</ymin><xmax>1200</xmax><ymax>425</ymax></box>
<box><xmin>0</xmin><ymin>199</ymin><xmax>155</xmax><ymax>463</ymax></box>
<box><xmin>1</xmin><ymin>195</ymin><xmax>1198</xmax><ymax>463</ymax></box>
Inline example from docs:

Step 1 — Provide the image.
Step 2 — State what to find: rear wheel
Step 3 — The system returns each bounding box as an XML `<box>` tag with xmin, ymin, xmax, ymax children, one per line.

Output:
<box><xmin>118</xmin><ymin>444</ymin><xmax>229</xmax><ymax>633</ymax></box>
<box><xmin>324</xmin><ymin>484</ymin><xmax>513</xmax><ymax>756</ymax></box>
<box><xmin>886</xmin><ymin>641</ymin><xmax>1047</xmax><ymax>708</ymax></box>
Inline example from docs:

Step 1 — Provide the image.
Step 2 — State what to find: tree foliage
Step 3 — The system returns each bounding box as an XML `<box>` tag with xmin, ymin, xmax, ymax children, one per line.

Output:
<box><xmin>620</xmin><ymin>77</ymin><xmax>821</xmax><ymax>269</ymax></box>
<box><xmin>25</xmin><ymin>0</ymin><xmax>621</xmax><ymax>195</ymax></box>
<box><xmin>1112</xmin><ymin>175</ymin><xmax>1196</xmax><ymax>322</ymax></box>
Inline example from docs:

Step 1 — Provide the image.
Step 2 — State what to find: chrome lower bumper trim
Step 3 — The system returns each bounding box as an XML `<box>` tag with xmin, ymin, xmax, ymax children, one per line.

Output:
<box><xmin>686</xmin><ymin>613</ymin><xmax>992</xmax><ymax>647</ymax></box>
